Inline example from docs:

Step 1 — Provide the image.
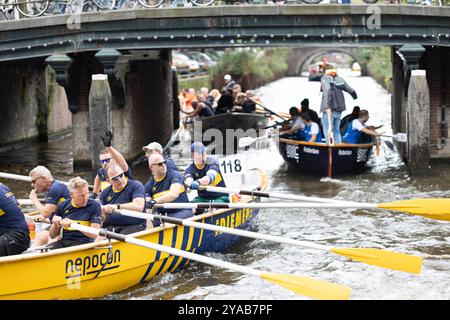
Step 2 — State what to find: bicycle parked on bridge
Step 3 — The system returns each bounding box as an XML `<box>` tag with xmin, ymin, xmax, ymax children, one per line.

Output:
<box><xmin>138</xmin><ymin>0</ymin><xmax>214</xmax><ymax>8</ymax></box>
<box><xmin>0</xmin><ymin>0</ymin><xmax>115</xmax><ymax>18</ymax></box>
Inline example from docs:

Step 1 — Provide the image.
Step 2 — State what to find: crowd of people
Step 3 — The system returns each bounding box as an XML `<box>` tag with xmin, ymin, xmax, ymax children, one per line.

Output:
<box><xmin>178</xmin><ymin>74</ymin><xmax>261</xmax><ymax>120</ymax></box>
<box><xmin>280</xmin><ymin>64</ymin><xmax>381</xmax><ymax>144</ymax></box>
<box><xmin>0</xmin><ymin>132</ymin><xmax>229</xmax><ymax>257</ymax></box>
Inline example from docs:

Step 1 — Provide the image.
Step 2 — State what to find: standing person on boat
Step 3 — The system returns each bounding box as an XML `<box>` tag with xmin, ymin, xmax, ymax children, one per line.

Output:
<box><xmin>142</xmin><ymin>141</ymin><xmax>178</xmax><ymax>172</ymax></box>
<box><xmin>340</xmin><ymin>106</ymin><xmax>360</xmax><ymax>135</ymax></box>
<box><xmin>222</xmin><ymin>74</ymin><xmax>236</xmax><ymax>91</ymax></box>
<box><xmin>300</xmin><ymin>113</ymin><xmax>323</xmax><ymax>143</ymax></box>
<box><xmin>279</xmin><ymin>107</ymin><xmax>305</xmax><ymax>140</ymax></box>
<box><xmin>28</xmin><ymin>165</ymin><xmax>70</xmax><ymax>248</ymax></box>
<box><xmin>92</xmin><ymin>130</ymin><xmax>134</xmax><ymax>199</ymax></box>
<box><xmin>320</xmin><ymin>64</ymin><xmax>358</xmax><ymax>144</ymax></box>
<box><xmin>100</xmin><ymin>165</ymin><xmax>147</xmax><ymax>234</ymax></box>
<box><xmin>342</xmin><ymin>110</ymin><xmax>381</xmax><ymax>144</ymax></box>
<box><xmin>0</xmin><ymin>183</ymin><xmax>30</xmax><ymax>256</ymax></box>
<box><xmin>184</xmin><ymin>142</ymin><xmax>229</xmax><ymax>204</ymax></box>
<box><xmin>46</xmin><ymin>177</ymin><xmax>102</xmax><ymax>249</ymax></box>
<box><xmin>145</xmin><ymin>153</ymin><xmax>193</xmax><ymax>226</ymax></box>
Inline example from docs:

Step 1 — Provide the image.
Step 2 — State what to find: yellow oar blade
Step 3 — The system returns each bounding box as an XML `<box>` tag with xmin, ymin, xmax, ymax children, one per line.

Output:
<box><xmin>260</xmin><ymin>272</ymin><xmax>351</xmax><ymax>300</ymax></box>
<box><xmin>331</xmin><ymin>248</ymin><xmax>422</xmax><ymax>274</ymax></box>
<box><xmin>377</xmin><ymin>198</ymin><xmax>450</xmax><ymax>221</ymax></box>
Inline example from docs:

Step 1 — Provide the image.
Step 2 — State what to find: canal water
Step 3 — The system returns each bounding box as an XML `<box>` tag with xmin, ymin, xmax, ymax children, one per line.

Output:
<box><xmin>1</xmin><ymin>71</ymin><xmax>449</xmax><ymax>300</ymax></box>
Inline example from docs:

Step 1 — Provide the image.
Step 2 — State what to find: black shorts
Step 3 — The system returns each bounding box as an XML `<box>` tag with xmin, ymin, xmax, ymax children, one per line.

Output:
<box><xmin>104</xmin><ymin>224</ymin><xmax>146</xmax><ymax>235</ymax></box>
<box><xmin>0</xmin><ymin>230</ymin><xmax>30</xmax><ymax>257</ymax></box>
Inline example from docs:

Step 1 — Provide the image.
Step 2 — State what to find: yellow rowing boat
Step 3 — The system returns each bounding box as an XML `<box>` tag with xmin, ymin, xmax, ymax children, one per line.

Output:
<box><xmin>0</xmin><ymin>169</ymin><xmax>267</xmax><ymax>299</ymax></box>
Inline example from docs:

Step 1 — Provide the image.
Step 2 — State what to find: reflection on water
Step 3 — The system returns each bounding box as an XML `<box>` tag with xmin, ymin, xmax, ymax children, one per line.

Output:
<box><xmin>1</xmin><ymin>73</ymin><xmax>450</xmax><ymax>300</ymax></box>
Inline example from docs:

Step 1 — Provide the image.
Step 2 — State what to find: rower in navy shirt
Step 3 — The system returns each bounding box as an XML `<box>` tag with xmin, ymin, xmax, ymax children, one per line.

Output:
<box><xmin>47</xmin><ymin>177</ymin><xmax>102</xmax><ymax>250</ymax></box>
<box><xmin>145</xmin><ymin>153</ymin><xmax>192</xmax><ymax>227</ymax></box>
<box><xmin>28</xmin><ymin>165</ymin><xmax>71</xmax><ymax>248</ymax></box>
<box><xmin>100</xmin><ymin>164</ymin><xmax>146</xmax><ymax>234</ymax></box>
<box><xmin>184</xmin><ymin>142</ymin><xmax>229</xmax><ymax>203</ymax></box>
<box><xmin>0</xmin><ymin>183</ymin><xmax>30</xmax><ymax>256</ymax></box>
<box><xmin>92</xmin><ymin>130</ymin><xmax>134</xmax><ymax>199</ymax></box>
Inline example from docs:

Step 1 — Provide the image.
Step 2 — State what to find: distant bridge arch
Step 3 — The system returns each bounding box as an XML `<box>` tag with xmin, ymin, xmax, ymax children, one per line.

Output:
<box><xmin>287</xmin><ymin>47</ymin><xmax>361</xmax><ymax>77</ymax></box>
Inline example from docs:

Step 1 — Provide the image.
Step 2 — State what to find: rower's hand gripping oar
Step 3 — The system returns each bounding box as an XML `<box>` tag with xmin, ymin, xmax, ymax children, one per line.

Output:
<box><xmin>70</xmin><ymin>223</ymin><xmax>352</xmax><ymax>300</ymax></box>
<box><xmin>114</xmin><ymin>209</ymin><xmax>422</xmax><ymax>274</ymax></box>
<box><xmin>196</xmin><ymin>186</ymin><xmax>450</xmax><ymax>222</ymax></box>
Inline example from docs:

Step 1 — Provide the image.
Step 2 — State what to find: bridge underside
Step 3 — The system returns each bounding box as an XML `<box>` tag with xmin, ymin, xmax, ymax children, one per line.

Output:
<box><xmin>0</xmin><ymin>5</ymin><xmax>449</xmax><ymax>62</ymax></box>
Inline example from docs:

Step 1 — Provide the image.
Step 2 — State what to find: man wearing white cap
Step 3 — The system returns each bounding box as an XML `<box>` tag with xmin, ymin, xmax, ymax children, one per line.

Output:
<box><xmin>223</xmin><ymin>74</ymin><xmax>236</xmax><ymax>92</ymax></box>
<box><xmin>142</xmin><ymin>141</ymin><xmax>178</xmax><ymax>172</ymax></box>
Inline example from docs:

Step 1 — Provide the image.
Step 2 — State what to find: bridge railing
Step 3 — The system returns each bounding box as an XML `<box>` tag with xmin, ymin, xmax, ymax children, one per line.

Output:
<box><xmin>0</xmin><ymin>0</ymin><xmax>448</xmax><ymax>21</ymax></box>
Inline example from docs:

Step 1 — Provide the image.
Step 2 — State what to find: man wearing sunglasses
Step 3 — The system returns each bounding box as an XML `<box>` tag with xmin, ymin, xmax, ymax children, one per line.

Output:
<box><xmin>28</xmin><ymin>165</ymin><xmax>70</xmax><ymax>248</ymax></box>
<box><xmin>142</xmin><ymin>141</ymin><xmax>178</xmax><ymax>172</ymax></box>
<box><xmin>184</xmin><ymin>142</ymin><xmax>229</xmax><ymax>204</ymax></box>
<box><xmin>144</xmin><ymin>153</ymin><xmax>192</xmax><ymax>227</ymax></box>
<box><xmin>92</xmin><ymin>130</ymin><xmax>134</xmax><ymax>199</ymax></box>
<box><xmin>99</xmin><ymin>164</ymin><xmax>146</xmax><ymax>234</ymax></box>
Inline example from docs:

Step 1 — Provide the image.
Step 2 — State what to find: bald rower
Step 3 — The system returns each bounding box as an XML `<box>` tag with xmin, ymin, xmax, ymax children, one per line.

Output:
<box><xmin>144</xmin><ymin>153</ymin><xmax>193</xmax><ymax>227</ymax></box>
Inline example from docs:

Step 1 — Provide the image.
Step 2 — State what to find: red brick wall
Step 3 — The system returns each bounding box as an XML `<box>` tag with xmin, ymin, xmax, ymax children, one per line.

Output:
<box><xmin>126</xmin><ymin>58</ymin><xmax>173</xmax><ymax>159</ymax></box>
<box><xmin>423</xmin><ymin>47</ymin><xmax>450</xmax><ymax>156</ymax></box>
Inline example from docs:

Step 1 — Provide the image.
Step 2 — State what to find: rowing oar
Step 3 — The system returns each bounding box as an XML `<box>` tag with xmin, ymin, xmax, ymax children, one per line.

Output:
<box><xmin>0</xmin><ymin>172</ymin><xmax>94</xmax><ymax>189</ymax></box>
<box><xmin>238</xmin><ymin>134</ymin><xmax>271</xmax><ymax>148</ymax></box>
<box><xmin>381</xmin><ymin>133</ymin><xmax>407</xmax><ymax>143</ymax></box>
<box><xmin>70</xmin><ymin>223</ymin><xmax>351</xmax><ymax>300</ymax></box>
<box><xmin>198</xmin><ymin>185</ymin><xmax>361</xmax><ymax>205</ymax></box>
<box><xmin>113</xmin><ymin>209</ymin><xmax>422</xmax><ymax>274</ymax></box>
<box><xmin>154</xmin><ymin>200</ymin><xmax>450</xmax><ymax>222</ymax></box>
<box><xmin>250</xmin><ymin>98</ymin><xmax>288</xmax><ymax>122</ymax></box>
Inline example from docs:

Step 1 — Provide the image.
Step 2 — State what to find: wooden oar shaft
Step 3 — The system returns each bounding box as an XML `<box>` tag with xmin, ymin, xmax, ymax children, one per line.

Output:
<box><xmin>199</xmin><ymin>186</ymin><xmax>361</xmax><ymax>205</ymax></box>
<box><xmin>251</xmin><ymin>98</ymin><xmax>287</xmax><ymax>121</ymax></box>
<box><xmin>0</xmin><ymin>172</ymin><xmax>94</xmax><ymax>189</ymax></box>
<box><xmin>154</xmin><ymin>202</ymin><xmax>379</xmax><ymax>209</ymax></box>
<box><xmin>0</xmin><ymin>172</ymin><xmax>33</xmax><ymax>183</ymax></box>
<box><xmin>115</xmin><ymin>209</ymin><xmax>329</xmax><ymax>252</ymax></box>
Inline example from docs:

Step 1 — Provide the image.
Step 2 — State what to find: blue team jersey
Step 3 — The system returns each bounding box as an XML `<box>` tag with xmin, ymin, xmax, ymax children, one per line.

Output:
<box><xmin>164</xmin><ymin>156</ymin><xmax>178</xmax><ymax>172</ymax></box>
<box><xmin>54</xmin><ymin>198</ymin><xmax>103</xmax><ymax>242</ymax></box>
<box><xmin>45</xmin><ymin>181</ymin><xmax>70</xmax><ymax>206</ymax></box>
<box><xmin>184</xmin><ymin>157</ymin><xmax>228</xmax><ymax>199</ymax></box>
<box><xmin>100</xmin><ymin>179</ymin><xmax>146</xmax><ymax>226</ymax></box>
<box><xmin>0</xmin><ymin>183</ymin><xmax>28</xmax><ymax>233</ymax></box>
<box><xmin>145</xmin><ymin>169</ymin><xmax>189</xmax><ymax>214</ymax></box>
